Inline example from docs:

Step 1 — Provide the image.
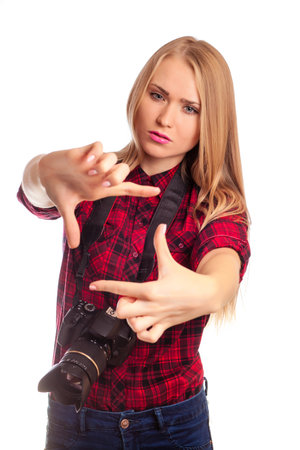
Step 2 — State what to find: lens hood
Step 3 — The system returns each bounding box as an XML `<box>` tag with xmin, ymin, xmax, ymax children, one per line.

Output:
<box><xmin>38</xmin><ymin>338</ymin><xmax>108</xmax><ymax>412</ymax></box>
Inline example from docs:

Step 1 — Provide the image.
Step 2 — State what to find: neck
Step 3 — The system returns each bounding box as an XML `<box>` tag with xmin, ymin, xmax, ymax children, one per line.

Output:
<box><xmin>140</xmin><ymin>155</ymin><xmax>184</xmax><ymax>176</ymax></box>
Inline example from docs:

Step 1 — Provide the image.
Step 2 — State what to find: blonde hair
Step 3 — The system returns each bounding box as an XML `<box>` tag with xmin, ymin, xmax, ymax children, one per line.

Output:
<box><xmin>118</xmin><ymin>36</ymin><xmax>250</xmax><ymax>322</ymax></box>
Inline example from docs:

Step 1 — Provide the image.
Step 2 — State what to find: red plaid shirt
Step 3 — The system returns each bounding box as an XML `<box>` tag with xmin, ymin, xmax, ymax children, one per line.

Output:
<box><xmin>18</xmin><ymin>164</ymin><xmax>250</xmax><ymax>412</ymax></box>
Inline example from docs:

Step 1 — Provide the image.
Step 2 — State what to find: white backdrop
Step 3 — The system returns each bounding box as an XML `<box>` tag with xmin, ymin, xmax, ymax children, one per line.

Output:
<box><xmin>1</xmin><ymin>1</ymin><xmax>299</xmax><ymax>449</ymax></box>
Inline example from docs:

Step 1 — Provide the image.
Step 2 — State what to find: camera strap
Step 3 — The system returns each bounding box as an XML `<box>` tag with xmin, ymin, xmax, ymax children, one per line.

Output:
<box><xmin>73</xmin><ymin>165</ymin><xmax>187</xmax><ymax>305</ymax></box>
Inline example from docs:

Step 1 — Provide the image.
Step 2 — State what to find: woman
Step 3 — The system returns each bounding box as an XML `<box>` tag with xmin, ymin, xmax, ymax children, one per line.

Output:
<box><xmin>19</xmin><ymin>36</ymin><xmax>250</xmax><ymax>449</ymax></box>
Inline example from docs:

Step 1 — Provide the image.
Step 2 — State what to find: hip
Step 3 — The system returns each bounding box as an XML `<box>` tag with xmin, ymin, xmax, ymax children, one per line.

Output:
<box><xmin>45</xmin><ymin>386</ymin><xmax>213</xmax><ymax>449</ymax></box>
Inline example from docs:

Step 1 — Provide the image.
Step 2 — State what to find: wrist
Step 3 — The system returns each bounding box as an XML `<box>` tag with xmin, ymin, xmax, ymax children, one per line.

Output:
<box><xmin>22</xmin><ymin>154</ymin><xmax>55</xmax><ymax>208</ymax></box>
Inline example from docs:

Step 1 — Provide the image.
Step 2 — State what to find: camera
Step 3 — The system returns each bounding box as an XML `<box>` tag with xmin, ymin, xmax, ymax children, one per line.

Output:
<box><xmin>38</xmin><ymin>300</ymin><xmax>136</xmax><ymax>412</ymax></box>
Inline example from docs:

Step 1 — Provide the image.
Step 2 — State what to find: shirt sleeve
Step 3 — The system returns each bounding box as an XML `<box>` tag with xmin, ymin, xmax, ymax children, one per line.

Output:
<box><xmin>17</xmin><ymin>184</ymin><xmax>61</xmax><ymax>220</ymax></box>
<box><xmin>190</xmin><ymin>215</ymin><xmax>251</xmax><ymax>281</ymax></box>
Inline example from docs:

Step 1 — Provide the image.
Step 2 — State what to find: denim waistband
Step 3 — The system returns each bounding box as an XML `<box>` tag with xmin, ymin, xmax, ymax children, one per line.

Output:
<box><xmin>48</xmin><ymin>387</ymin><xmax>208</xmax><ymax>433</ymax></box>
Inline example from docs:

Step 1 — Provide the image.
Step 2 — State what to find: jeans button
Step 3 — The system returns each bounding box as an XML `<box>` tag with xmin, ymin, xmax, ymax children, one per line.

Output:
<box><xmin>120</xmin><ymin>418</ymin><xmax>130</xmax><ymax>429</ymax></box>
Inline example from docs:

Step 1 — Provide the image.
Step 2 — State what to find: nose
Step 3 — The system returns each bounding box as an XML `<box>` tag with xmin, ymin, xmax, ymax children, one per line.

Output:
<box><xmin>156</xmin><ymin>104</ymin><xmax>175</xmax><ymax>128</ymax></box>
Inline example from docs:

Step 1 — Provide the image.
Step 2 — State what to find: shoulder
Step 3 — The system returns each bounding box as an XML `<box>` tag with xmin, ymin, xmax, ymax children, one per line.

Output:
<box><xmin>191</xmin><ymin>214</ymin><xmax>250</xmax><ymax>281</ymax></box>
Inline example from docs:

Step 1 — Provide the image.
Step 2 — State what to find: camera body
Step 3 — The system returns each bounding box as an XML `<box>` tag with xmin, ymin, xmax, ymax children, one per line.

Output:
<box><xmin>58</xmin><ymin>300</ymin><xmax>97</xmax><ymax>346</ymax></box>
<box><xmin>58</xmin><ymin>300</ymin><xmax>136</xmax><ymax>366</ymax></box>
<box><xmin>38</xmin><ymin>300</ymin><xmax>136</xmax><ymax>411</ymax></box>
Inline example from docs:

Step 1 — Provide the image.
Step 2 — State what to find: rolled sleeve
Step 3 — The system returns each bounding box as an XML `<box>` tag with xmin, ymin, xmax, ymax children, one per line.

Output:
<box><xmin>17</xmin><ymin>185</ymin><xmax>61</xmax><ymax>220</ymax></box>
<box><xmin>190</xmin><ymin>215</ymin><xmax>251</xmax><ymax>281</ymax></box>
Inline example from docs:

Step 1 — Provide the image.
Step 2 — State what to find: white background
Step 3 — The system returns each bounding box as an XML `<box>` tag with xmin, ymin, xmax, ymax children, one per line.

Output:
<box><xmin>1</xmin><ymin>0</ymin><xmax>299</xmax><ymax>449</ymax></box>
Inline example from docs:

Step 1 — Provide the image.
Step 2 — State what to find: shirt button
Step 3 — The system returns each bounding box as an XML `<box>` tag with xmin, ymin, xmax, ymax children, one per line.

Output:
<box><xmin>120</xmin><ymin>418</ymin><xmax>130</xmax><ymax>429</ymax></box>
<box><xmin>178</xmin><ymin>243</ymin><xmax>184</xmax><ymax>249</ymax></box>
<box><xmin>132</xmin><ymin>251</ymin><xmax>139</xmax><ymax>258</ymax></box>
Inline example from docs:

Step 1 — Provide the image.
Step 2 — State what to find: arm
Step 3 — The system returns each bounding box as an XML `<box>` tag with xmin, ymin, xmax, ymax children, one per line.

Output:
<box><xmin>22</xmin><ymin>154</ymin><xmax>55</xmax><ymax>208</ymax></box>
<box><xmin>19</xmin><ymin>142</ymin><xmax>160</xmax><ymax>248</ymax></box>
<box><xmin>195</xmin><ymin>246</ymin><xmax>241</xmax><ymax>313</ymax></box>
<box><xmin>89</xmin><ymin>224</ymin><xmax>242</xmax><ymax>343</ymax></box>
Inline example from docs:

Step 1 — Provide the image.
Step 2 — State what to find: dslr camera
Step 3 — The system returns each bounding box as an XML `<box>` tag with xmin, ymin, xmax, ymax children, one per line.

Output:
<box><xmin>38</xmin><ymin>300</ymin><xmax>136</xmax><ymax>412</ymax></box>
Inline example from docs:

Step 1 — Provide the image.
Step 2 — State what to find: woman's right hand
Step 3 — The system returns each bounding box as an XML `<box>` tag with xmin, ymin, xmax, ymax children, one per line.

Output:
<box><xmin>37</xmin><ymin>142</ymin><xmax>160</xmax><ymax>248</ymax></box>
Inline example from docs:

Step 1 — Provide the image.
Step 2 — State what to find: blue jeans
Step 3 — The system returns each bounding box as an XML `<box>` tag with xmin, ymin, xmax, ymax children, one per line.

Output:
<box><xmin>45</xmin><ymin>387</ymin><xmax>213</xmax><ymax>449</ymax></box>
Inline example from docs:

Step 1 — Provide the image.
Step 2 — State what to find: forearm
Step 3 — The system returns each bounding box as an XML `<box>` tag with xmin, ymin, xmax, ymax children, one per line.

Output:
<box><xmin>89</xmin><ymin>226</ymin><xmax>242</xmax><ymax>343</ymax></box>
<box><xmin>21</xmin><ymin>155</ymin><xmax>55</xmax><ymax>208</ymax></box>
<box><xmin>194</xmin><ymin>247</ymin><xmax>241</xmax><ymax>315</ymax></box>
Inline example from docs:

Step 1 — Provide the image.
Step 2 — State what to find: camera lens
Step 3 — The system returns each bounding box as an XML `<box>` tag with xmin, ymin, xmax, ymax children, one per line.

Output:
<box><xmin>38</xmin><ymin>337</ymin><xmax>109</xmax><ymax>412</ymax></box>
<box><xmin>65</xmin><ymin>373</ymin><xmax>83</xmax><ymax>391</ymax></box>
<box><xmin>38</xmin><ymin>304</ymin><xmax>136</xmax><ymax>412</ymax></box>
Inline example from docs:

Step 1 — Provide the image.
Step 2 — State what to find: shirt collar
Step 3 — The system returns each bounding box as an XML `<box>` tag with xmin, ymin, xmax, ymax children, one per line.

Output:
<box><xmin>127</xmin><ymin>163</ymin><xmax>180</xmax><ymax>199</ymax></box>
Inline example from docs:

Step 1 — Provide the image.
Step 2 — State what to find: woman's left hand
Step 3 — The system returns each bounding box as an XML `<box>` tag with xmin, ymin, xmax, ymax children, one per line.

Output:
<box><xmin>89</xmin><ymin>224</ymin><xmax>217</xmax><ymax>343</ymax></box>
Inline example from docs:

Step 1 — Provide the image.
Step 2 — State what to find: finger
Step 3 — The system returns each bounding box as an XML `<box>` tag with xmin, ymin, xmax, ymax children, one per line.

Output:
<box><xmin>116</xmin><ymin>297</ymin><xmax>136</xmax><ymax>319</ymax></box>
<box><xmin>116</xmin><ymin>297</ymin><xmax>152</xmax><ymax>319</ymax></box>
<box><xmin>76</xmin><ymin>141</ymin><xmax>103</xmax><ymax>164</ymax></box>
<box><xmin>86</xmin><ymin>149</ymin><xmax>117</xmax><ymax>176</ymax></box>
<box><xmin>59</xmin><ymin>204</ymin><xmax>81</xmax><ymax>249</ymax></box>
<box><xmin>127</xmin><ymin>315</ymin><xmax>157</xmax><ymax>333</ymax></box>
<box><xmin>137</xmin><ymin>323</ymin><xmax>167</xmax><ymax>343</ymax></box>
<box><xmin>96</xmin><ymin>152</ymin><xmax>118</xmax><ymax>174</ymax></box>
<box><xmin>153</xmin><ymin>224</ymin><xmax>174</xmax><ymax>276</ymax></box>
<box><xmin>89</xmin><ymin>279</ymin><xmax>149</xmax><ymax>299</ymax></box>
<box><xmin>105</xmin><ymin>181</ymin><xmax>160</xmax><ymax>198</ymax></box>
<box><xmin>85</xmin><ymin>141</ymin><xmax>103</xmax><ymax>160</ymax></box>
<box><xmin>103</xmin><ymin>162</ymin><xmax>130</xmax><ymax>185</ymax></box>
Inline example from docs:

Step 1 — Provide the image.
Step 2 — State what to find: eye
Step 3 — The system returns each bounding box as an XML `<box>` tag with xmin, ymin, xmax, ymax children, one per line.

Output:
<box><xmin>150</xmin><ymin>92</ymin><xmax>164</xmax><ymax>101</ymax></box>
<box><xmin>184</xmin><ymin>105</ymin><xmax>199</xmax><ymax>114</ymax></box>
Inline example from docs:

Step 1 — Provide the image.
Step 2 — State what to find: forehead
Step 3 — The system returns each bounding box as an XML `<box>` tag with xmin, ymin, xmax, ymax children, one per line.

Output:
<box><xmin>149</xmin><ymin>56</ymin><xmax>200</xmax><ymax>101</ymax></box>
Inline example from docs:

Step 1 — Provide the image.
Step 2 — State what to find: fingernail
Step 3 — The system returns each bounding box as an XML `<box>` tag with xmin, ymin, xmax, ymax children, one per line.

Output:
<box><xmin>88</xmin><ymin>169</ymin><xmax>98</xmax><ymax>176</ymax></box>
<box><xmin>87</xmin><ymin>154</ymin><xmax>95</xmax><ymax>162</ymax></box>
<box><xmin>102</xmin><ymin>180</ymin><xmax>111</xmax><ymax>187</ymax></box>
<box><xmin>89</xmin><ymin>284</ymin><xmax>96</xmax><ymax>290</ymax></box>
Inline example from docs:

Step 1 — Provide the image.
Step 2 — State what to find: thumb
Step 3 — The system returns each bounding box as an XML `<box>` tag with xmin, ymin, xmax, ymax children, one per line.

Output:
<box><xmin>59</xmin><ymin>204</ymin><xmax>81</xmax><ymax>249</ymax></box>
<box><xmin>153</xmin><ymin>224</ymin><xmax>174</xmax><ymax>276</ymax></box>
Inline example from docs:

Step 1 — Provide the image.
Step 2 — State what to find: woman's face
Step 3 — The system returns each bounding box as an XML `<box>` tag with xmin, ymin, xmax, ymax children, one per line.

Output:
<box><xmin>135</xmin><ymin>56</ymin><xmax>200</xmax><ymax>174</ymax></box>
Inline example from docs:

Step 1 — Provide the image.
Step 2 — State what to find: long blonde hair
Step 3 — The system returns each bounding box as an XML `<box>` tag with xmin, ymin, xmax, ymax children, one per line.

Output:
<box><xmin>119</xmin><ymin>36</ymin><xmax>249</xmax><ymax>228</ymax></box>
<box><xmin>118</xmin><ymin>37</ymin><xmax>250</xmax><ymax>321</ymax></box>
<box><xmin>118</xmin><ymin>36</ymin><xmax>250</xmax><ymax>325</ymax></box>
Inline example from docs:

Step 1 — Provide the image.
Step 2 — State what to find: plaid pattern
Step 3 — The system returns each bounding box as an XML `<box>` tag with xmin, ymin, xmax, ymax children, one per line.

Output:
<box><xmin>18</xmin><ymin>164</ymin><xmax>250</xmax><ymax>411</ymax></box>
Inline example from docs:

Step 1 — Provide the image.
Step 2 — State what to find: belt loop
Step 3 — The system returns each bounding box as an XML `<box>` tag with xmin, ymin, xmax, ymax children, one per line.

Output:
<box><xmin>79</xmin><ymin>408</ymin><xmax>86</xmax><ymax>433</ymax></box>
<box><xmin>154</xmin><ymin>408</ymin><xmax>165</xmax><ymax>432</ymax></box>
<box><xmin>204</xmin><ymin>377</ymin><xmax>208</xmax><ymax>396</ymax></box>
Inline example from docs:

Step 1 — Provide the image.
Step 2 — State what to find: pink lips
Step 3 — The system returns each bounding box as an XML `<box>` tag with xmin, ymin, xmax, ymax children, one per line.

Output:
<box><xmin>149</xmin><ymin>131</ymin><xmax>171</xmax><ymax>144</ymax></box>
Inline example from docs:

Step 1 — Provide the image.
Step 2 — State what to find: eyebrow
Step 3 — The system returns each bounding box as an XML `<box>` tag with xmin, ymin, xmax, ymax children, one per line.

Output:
<box><xmin>149</xmin><ymin>83</ymin><xmax>201</xmax><ymax>107</ymax></box>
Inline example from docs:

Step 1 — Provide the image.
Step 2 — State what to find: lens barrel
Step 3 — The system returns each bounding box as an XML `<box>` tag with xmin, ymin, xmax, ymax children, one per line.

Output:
<box><xmin>62</xmin><ymin>337</ymin><xmax>108</xmax><ymax>381</ymax></box>
<box><xmin>38</xmin><ymin>304</ymin><xmax>136</xmax><ymax>412</ymax></box>
<box><xmin>38</xmin><ymin>337</ymin><xmax>108</xmax><ymax>412</ymax></box>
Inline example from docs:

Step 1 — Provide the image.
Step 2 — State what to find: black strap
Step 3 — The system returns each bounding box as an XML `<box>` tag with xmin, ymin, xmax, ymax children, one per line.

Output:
<box><xmin>73</xmin><ymin>166</ymin><xmax>187</xmax><ymax>305</ymax></box>
<box><xmin>73</xmin><ymin>196</ymin><xmax>116</xmax><ymax>304</ymax></box>
<box><xmin>136</xmin><ymin>169</ymin><xmax>186</xmax><ymax>281</ymax></box>
<box><xmin>82</xmin><ymin>196</ymin><xmax>117</xmax><ymax>250</ymax></box>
